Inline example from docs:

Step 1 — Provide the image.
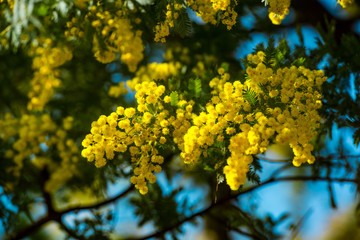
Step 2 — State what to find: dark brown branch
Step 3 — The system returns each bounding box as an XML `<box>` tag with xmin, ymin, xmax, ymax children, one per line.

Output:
<box><xmin>259</xmin><ymin>154</ymin><xmax>360</xmax><ymax>163</ymax></box>
<box><xmin>328</xmin><ymin>183</ymin><xmax>337</xmax><ymax>209</ymax></box>
<box><xmin>258</xmin><ymin>156</ymin><xmax>292</xmax><ymax>163</ymax></box>
<box><xmin>61</xmin><ymin>185</ymin><xmax>135</xmax><ymax>214</ymax></box>
<box><xmin>8</xmin><ymin>185</ymin><xmax>134</xmax><ymax>240</ymax></box>
<box><xmin>128</xmin><ymin>176</ymin><xmax>358</xmax><ymax>240</ymax></box>
<box><xmin>40</xmin><ymin>168</ymin><xmax>60</xmax><ymax>221</ymax></box>
<box><xmin>317</xmin><ymin>154</ymin><xmax>360</xmax><ymax>160</ymax></box>
<box><xmin>327</xmin><ymin>168</ymin><xmax>337</xmax><ymax>209</ymax></box>
<box><xmin>8</xmin><ymin>216</ymin><xmax>52</xmax><ymax>240</ymax></box>
<box><xmin>269</xmin><ymin>163</ymin><xmax>293</xmax><ymax>178</ymax></box>
<box><xmin>230</xmin><ymin>227</ymin><xmax>265</xmax><ymax>240</ymax></box>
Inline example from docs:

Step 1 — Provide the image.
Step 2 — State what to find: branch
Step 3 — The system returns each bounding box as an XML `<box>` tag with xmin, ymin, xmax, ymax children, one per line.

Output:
<box><xmin>258</xmin><ymin>156</ymin><xmax>292</xmax><ymax>163</ymax></box>
<box><xmin>288</xmin><ymin>208</ymin><xmax>313</xmax><ymax>240</ymax></box>
<box><xmin>230</xmin><ymin>226</ymin><xmax>265</xmax><ymax>240</ymax></box>
<box><xmin>317</xmin><ymin>154</ymin><xmax>360</xmax><ymax>160</ymax></box>
<box><xmin>8</xmin><ymin>185</ymin><xmax>134</xmax><ymax>240</ymax></box>
<box><xmin>128</xmin><ymin>176</ymin><xmax>358</xmax><ymax>240</ymax></box>
<box><xmin>258</xmin><ymin>154</ymin><xmax>360</xmax><ymax>164</ymax></box>
<box><xmin>208</xmin><ymin>213</ymin><xmax>267</xmax><ymax>240</ymax></box>
<box><xmin>269</xmin><ymin>163</ymin><xmax>293</xmax><ymax>178</ymax></box>
<box><xmin>8</xmin><ymin>216</ymin><xmax>52</xmax><ymax>240</ymax></box>
<box><xmin>40</xmin><ymin>168</ymin><xmax>60</xmax><ymax>221</ymax></box>
<box><xmin>61</xmin><ymin>185</ymin><xmax>134</xmax><ymax>214</ymax></box>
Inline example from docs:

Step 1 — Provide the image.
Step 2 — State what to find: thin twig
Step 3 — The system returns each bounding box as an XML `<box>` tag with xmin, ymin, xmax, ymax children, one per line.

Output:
<box><xmin>289</xmin><ymin>209</ymin><xmax>313</xmax><ymax>240</ymax></box>
<box><xmin>61</xmin><ymin>185</ymin><xmax>134</xmax><ymax>214</ymax></box>
<box><xmin>259</xmin><ymin>154</ymin><xmax>360</xmax><ymax>164</ymax></box>
<box><xmin>269</xmin><ymin>162</ymin><xmax>293</xmax><ymax>179</ymax></box>
<box><xmin>258</xmin><ymin>156</ymin><xmax>292</xmax><ymax>163</ymax></box>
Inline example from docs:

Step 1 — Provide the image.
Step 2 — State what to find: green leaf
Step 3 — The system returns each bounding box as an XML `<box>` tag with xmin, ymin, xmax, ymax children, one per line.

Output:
<box><xmin>278</xmin><ymin>39</ymin><xmax>290</xmax><ymax>57</ymax></box>
<box><xmin>264</xmin><ymin>38</ymin><xmax>276</xmax><ymax>67</ymax></box>
<box><xmin>252</xmin><ymin>157</ymin><xmax>262</xmax><ymax>172</ymax></box>
<box><xmin>296</xmin><ymin>25</ymin><xmax>304</xmax><ymax>45</ymax></box>
<box><xmin>220</xmin><ymin>62</ymin><xmax>230</xmax><ymax>72</ymax></box>
<box><xmin>188</xmin><ymin>78</ymin><xmax>195</xmax><ymax>91</ymax></box>
<box><xmin>275</xmin><ymin>51</ymin><xmax>285</xmax><ymax>63</ymax></box>
<box><xmin>246</xmin><ymin>169</ymin><xmax>260</xmax><ymax>185</ymax></box>
<box><xmin>292</xmin><ymin>57</ymin><xmax>306</xmax><ymax>67</ymax></box>
<box><xmin>258</xmin><ymin>83</ymin><xmax>269</xmax><ymax>95</ymax></box>
<box><xmin>188</xmin><ymin>78</ymin><xmax>202</xmax><ymax>98</ymax></box>
<box><xmin>194</xmin><ymin>78</ymin><xmax>202</xmax><ymax>98</ymax></box>
<box><xmin>173</xmin><ymin>9</ymin><xmax>192</xmax><ymax>38</ymax></box>
<box><xmin>170</xmin><ymin>91</ymin><xmax>178</xmax><ymax>106</ymax></box>
<box><xmin>353</xmin><ymin>128</ymin><xmax>360</xmax><ymax>147</ymax></box>
<box><xmin>147</xmin><ymin>103</ymin><xmax>156</xmax><ymax>114</ymax></box>
<box><xmin>155</xmin><ymin>0</ymin><xmax>168</xmax><ymax>22</ymax></box>
<box><xmin>36</xmin><ymin>4</ymin><xmax>48</xmax><ymax>16</ymax></box>
<box><xmin>243</xmin><ymin>87</ymin><xmax>258</xmax><ymax>106</ymax></box>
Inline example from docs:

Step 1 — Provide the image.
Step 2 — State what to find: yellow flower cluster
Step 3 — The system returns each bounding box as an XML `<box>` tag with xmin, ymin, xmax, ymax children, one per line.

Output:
<box><xmin>84</xmin><ymin>48</ymin><xmax>326</xmax><ymax>193</ymax></box>
<box><xmin>154</xmin><ymin>3</ymin><xmax>183</xmax><ymax>42</ymax></box>
<box><xmin>164</xmin><ymin>46</ymin><xmax>217</xmax><ymax>78</ymax></box>
<box><xmin>183</xmin><ymin>51</ymin><xmax>326</xmax><ymax>190</ymax></box>
<box><xmin>108</xmin><ymin>61</ymin><xmax>181</xmax><ymax>98</ymax></box>
<box><xmin>0</xmin><ymin>113</ymin><xmax>79</xmax><ymax>192</ymax></box>
<box><xmin>164</xmin><ymin>97</ymin><xmax>194</xmax><ymax>164</ymax></box>
<box><xmin>187</xmin><ymin>0</ymin><xmax>238</xmax><ymax>30</ymax></box>
<box><xmin>211</xmin><ymin>0</ymin><xmax>231</xmax><ymax>11</ymax></box>
<box><xmin>338</xmin><ymin>0</ymin><xmax>354</xmax><ymax>8</ymax></box>
<box><xmin>66</xmin><ymin>3</ymin><xmax>144</xmax><ymax>72</ymax></box>
<box><xmin>108</xmin><ymin>46</ymin><xmax>218</xmax><ymax>98</ymax></box>
<box><xmin>126</xmin><ymin>62</ymin><xmax>181</xmax><ymax>91</ymax></box>
<box><xmin>182</xmin><ymin>79</ymin><xmax>251</xmax><ymax>165</ymax></box>
<box><xmin>82</xmin><ymin>81</ymin><xmax>193</xmax><ymax>194</ymax></box>
<box><xmin>209</xmin><ymin>67</ymin><xmax>231</xmax><ymax>95</ymax></box>
<box><xmin>108</xmin><ymin>82</ymin><xmax>129</xmax><ymax>98</ymax></box>
<box><xmin>27</xmin><ymin>39</ymin><xmax>72</xmax><ymax>111</ymax></box>
<box><xmin>74</xmin><ymin>0</ymin><xmax>91</xmax><ymax>9</ymax></box>
<box><xmin>65</xmin><ymin>17</ymin><xmax>85</xmax><ymax>39</ymax></box>
<box><xmin>267</xmin><ymin>0</ymin><xmax>291</xmax><ymax>25</ymax></box>
<box><xmin>110</xmin><ymin>46</ymin><xmax>219</xmax><ymax>98</ymax></box>
<box><xmin>164</xmin><ymin>46</ymin><xmax>191</xmax><ymax>64</ymax></box>
<box><xmin>90</xmin><ymin>7</ymin><xmax>144</xmax><ymax>72</ymax></box>
<box><xmin>265</xmin><ymin>0</ymin><xmax>352</xmax><ymax>24</ymax></box>
<box><xmin>154</xmin><ymin>0</ymin><xmax>238</xmax><ymax>41</ymax></box>
<box><xmin>43</xmin><ymin>117</ymin><xmax>80</xmax><ymax>193</ymax></box>
<box><xmin>0</xmin><ymin>0</ymin><xmax>14</xmax><ymax>10</ymax></box>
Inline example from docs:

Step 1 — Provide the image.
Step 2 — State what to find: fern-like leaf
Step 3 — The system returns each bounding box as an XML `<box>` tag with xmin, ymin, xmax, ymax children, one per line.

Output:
<box><xmin>194</xmin><ymin>78</ymin><xmax>202</xmax><ymax>98</ymax></box>
<box><xmin>243</xmin><ymin>87</ymin><xmax>258</xmax><ymax>106</ymax></box>
<box><xmin>173</xmin><ymin>9</ymin><xmax>192</xmax><ymax>38</ymax></box>
<box><xmin>170</xmin><ymin>91</ymin><xmax>178</xmax><ymax>106</ymax></box>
